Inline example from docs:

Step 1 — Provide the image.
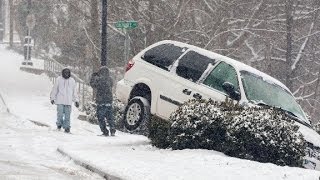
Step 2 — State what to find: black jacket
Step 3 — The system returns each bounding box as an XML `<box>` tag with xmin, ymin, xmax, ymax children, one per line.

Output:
<box><xmin>90</xmin><ymin>67</ymin><xmax>113</xmax><ymax>104</ymax></box>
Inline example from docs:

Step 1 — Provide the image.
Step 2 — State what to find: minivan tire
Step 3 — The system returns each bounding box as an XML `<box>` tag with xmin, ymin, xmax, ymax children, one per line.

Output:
<box><xmin>123</xmin><ymin>98</ymin><xmax>150</xmax><ymax>134</ymax></box>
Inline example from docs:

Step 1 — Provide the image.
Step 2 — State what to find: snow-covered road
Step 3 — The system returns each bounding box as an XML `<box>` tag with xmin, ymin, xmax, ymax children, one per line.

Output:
<box><xmin>0</xmin><ymin>47</ymin><xmax>104</xmax><ymax>179</ymax></box>
<box><xmin>0</xmin><ymin>112</ymin><xmax>104</xmax><ymax>180</ymax></box>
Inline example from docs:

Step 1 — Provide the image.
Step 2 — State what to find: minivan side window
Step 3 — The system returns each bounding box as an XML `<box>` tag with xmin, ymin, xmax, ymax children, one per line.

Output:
<box><xmin>176</xmin><ymin>51</ymin><xmax>216</xmax><ymax>82</ymax></box>
<box><xmin>203</xmin><ymin>62</ymin><xmax>239</xmax><ymax>94</ymax></box>
<box><xmin>141</xmin><ymin>43</ymin><xmax>186</xmax><ymax>71</ymax></box>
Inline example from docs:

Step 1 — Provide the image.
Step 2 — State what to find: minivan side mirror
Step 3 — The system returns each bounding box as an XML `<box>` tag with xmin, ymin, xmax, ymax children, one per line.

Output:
<box><xmin>222</xmin><ymin>82</ymin><xmax>241</xmax><ymax>101</ymax></box>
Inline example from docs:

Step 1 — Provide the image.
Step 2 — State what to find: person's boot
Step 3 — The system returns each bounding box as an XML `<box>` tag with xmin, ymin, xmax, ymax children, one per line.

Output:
<box><xmin>110</xmin><ymin>129</ymin><xmax>116</xmax><ymax>136</ymax></box>
<box><xmin>102</xmin><ymin>129</ymin><xmax>109</xmax><ymax>136</ymax></box>
<box><xmin>65</xmin><ymin>128</ymin><xmax>70</xmax><ymax>133</ymax></box>
<box><xmin>57</xmin><ymin>125</ymin><xmax>61</xmax><ymax>130</ymax></box>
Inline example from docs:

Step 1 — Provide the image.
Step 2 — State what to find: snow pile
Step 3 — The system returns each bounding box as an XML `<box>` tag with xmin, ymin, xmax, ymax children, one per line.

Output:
<box><xmin>151</xmin><ymin>99</ymin><xmax>306</xmax><ymax>167</ymax></box>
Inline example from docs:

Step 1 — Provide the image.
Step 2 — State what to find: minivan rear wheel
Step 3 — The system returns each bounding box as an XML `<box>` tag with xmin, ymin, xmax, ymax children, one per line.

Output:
<box><xmin>124</xmin><ymin>98</ymin><xmax>150</xmax><ymax>134</ymax></box>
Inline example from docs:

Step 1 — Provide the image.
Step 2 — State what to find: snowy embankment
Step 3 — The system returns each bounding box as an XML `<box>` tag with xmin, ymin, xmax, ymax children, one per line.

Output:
<box><xmin>0</xmin><ymin>46</ymin><xmax>320</xmax><ymax>180</ymax></box>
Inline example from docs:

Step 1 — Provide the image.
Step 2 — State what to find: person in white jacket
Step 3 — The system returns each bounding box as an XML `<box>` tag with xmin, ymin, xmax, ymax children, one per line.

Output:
<box><xmin>50</xmin><ymin>68</ymin><xmax>79</xmax><ymax>133</ymax></box>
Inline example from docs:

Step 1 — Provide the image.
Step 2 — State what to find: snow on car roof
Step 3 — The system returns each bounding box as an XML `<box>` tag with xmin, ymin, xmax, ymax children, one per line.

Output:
<box><xmin>155</xmin><ymin>40</ymin><xmax>290</xmax><ymax>92</ymax></box>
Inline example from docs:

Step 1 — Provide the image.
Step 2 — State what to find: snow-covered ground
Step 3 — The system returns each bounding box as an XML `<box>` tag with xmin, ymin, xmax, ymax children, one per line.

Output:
<box><xmin>0</xmin><ymin>46</ymin><xmax>320</xmax><ymax>180</ymax></box>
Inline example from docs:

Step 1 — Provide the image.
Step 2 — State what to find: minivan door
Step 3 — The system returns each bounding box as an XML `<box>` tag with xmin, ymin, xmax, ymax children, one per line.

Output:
<box><xmin>157</xmin><ymin>50</ymin><xmax>223</xmax><ymax>119</ymax></box>
<box><xmin>198</xmin><ymin>61</ymin><xmax>241</xmax><ymax>103</ymax></box>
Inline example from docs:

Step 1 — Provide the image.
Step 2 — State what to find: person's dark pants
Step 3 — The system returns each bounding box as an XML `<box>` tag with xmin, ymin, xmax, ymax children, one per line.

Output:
<box><xmin>96</xmin><ymin>104</ymin><xmax>115</xmax><ymax>134</ymax></box>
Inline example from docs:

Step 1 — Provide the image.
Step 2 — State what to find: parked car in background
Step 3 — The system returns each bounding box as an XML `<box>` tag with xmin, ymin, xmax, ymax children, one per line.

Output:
<box><xmin>116</xmin><ymin>40</ymin><xmax>320</xmax><ymax>170</ymax></box>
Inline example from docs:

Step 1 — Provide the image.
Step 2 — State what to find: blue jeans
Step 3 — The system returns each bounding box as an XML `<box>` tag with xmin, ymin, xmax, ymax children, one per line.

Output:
<box><xmin>57</xmin><ymin>104</ymin><xmax>71</xmax><ymax>129</ymax></box>
<box><xmin>96</xmin><ymin>104</ymin><xmax>115</xmax><ymax>133</ymax></box>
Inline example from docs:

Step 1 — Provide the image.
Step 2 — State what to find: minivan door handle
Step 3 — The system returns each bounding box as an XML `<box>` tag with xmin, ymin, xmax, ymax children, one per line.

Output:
<box><xmin>193</xmin><ymin>93</ymin><xmax>202</xmax><ymax>99</ymax></box>
<box><xmin>182</xmin><ymin>89</ymin><xmax>192</xmax><ymax>95</ymax></box>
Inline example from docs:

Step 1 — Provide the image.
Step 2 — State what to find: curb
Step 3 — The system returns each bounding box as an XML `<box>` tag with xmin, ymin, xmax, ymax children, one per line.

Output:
<box><xmin>57</xmin><ymin>147</ymin><xmax>122</xmax><ymax>180</ymax></box>
<box><xmin>0</xmin><ymin>93</ymin><xmax>10</xmax><ymax>113</ymax></box>
<box><xmin>27</xmin><ymin>119</ymin><xmax>50</xmax><ymax>127</ymax></box>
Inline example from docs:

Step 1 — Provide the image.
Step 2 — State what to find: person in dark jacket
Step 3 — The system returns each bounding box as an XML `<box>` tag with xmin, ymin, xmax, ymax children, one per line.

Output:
<box><xmin>90</xmin><ymin>66</ymin><xmax>116</xmax><ymax>136</ymax></box>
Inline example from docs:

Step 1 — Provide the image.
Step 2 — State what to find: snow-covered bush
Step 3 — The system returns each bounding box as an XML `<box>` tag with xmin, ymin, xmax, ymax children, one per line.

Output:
<box><xmin>151</xmin><ymin>99</ymin><xmax>306</xmax><ymax>167</ymax></box>
<box><xmin>82</xmin><ymin>98</ymin><xmax>125</xmax><ymax>130</ymax></box>
<box><xmin>113</xmin><ymin>98</ymin><xmax>125</xmax><ymax>130</ymax></box>
<box><xmin>148</xmin><ymin>116</ymin><xmax>172</xmax><ymax>148</ymax></box>
<box><xmin>83</xmin><ymin>101</ymin><xmax>98</xmax><ymax>124</ymax></box>
<box><xmin>168</xmin><ymin>99</ymin><xmax>231</xmax><ymax>151</ymax></box>
<box><xmin>224</xmin><ymin>107</ymin><xmax>306</xmax><ymax>167</ymax></box>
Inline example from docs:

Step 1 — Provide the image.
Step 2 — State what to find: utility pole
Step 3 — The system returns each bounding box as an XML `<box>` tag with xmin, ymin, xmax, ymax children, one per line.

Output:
<box><xmin>101</xmin><ymin>0</ymin><xmax>107</xmax><ymax>66</ymax></box>
<box><xmin>285</xmin><ymin>0</ymin><xmax>293</xmax><ymax>90</ymax></box>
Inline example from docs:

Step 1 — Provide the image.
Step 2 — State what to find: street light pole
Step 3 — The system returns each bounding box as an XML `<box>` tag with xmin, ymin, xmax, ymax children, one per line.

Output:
<box><xmin>101</xmin><ymin>0</ymin><xmax>107</xmax><ymax>66</ymax></box>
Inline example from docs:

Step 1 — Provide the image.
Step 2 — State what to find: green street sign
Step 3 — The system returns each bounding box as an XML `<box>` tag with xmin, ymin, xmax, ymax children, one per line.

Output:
<box><xmin>115</xmin><ymin>21</ymin><xmax>138</xmax><ymax>29</ymax></box>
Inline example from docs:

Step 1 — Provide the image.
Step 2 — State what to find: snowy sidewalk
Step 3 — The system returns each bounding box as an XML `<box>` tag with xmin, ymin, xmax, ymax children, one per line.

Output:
<box><xmin>59</xmin><ymin>138</ymin><xmax>320</xmax><ymax>180</ymax></box>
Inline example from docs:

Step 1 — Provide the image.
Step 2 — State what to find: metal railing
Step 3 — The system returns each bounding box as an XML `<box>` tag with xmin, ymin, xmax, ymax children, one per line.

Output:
<box><xmin>43</xmin><ymin>57</ymin><xmax>92</xmax><ymax>110</ymax></box>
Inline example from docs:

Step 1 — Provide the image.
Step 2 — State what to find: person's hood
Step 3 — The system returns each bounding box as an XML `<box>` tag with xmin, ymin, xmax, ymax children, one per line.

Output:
<box><xmin>62</xmin><ymin>68</ymin><xmax>71</xmax><ymax>79</ymax></box>
<box><xmin>98</xmin><ymin>66</ymin><xmax>110</xmax><ymax>77</ymax></box>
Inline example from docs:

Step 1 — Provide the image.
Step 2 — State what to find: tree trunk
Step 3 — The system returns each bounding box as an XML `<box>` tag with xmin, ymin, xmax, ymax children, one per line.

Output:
<box><xmin>90</xmin><ymin>0</ymin><xmax>101</xmax><ymax>100</ymax></box>
<box><xmin>145</xmin><ymin>0</ymin><xmax>155</xmax><ymax>46</ymax></box>
<box><xmin>0</xmin><ymin>0</ymin><xmax>3</xmax><ymax>42</ymax></box>
<box><xmin>311</xmin><ymin>66</ymin><xmax>320</xmax><ymax>123</ymax></box>
<box><xmin>9</xmin><ymin>0</ymin><xmax>13</xmax><ymax>47</ymax></box>
<box><xmin>90</xmin><ymin>0</ymin><xmax>100</xmax><ymax>72</ymax></box>
<box><xmin>285</xmin><ymin>0</ymin><xmax>294</xmax><ymax>90</ymax></box>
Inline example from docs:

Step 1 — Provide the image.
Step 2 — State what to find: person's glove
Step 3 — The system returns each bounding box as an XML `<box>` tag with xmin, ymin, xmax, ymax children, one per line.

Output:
<box><xmin>51</xmin><ymin>100</ymin><xmax>55</xmax><ymax>105</ymax></box>
<box><xmin>75</xmin><ymin>102</ymin><xmax>79</xmax><ymax>108</ymax></box>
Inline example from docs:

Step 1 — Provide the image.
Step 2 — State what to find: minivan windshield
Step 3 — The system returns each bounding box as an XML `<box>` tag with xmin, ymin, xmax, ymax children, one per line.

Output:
<box><xmin>240</xmin><ymin>71</ymin><xmax>309</xmax><ymax>125</ymax></box>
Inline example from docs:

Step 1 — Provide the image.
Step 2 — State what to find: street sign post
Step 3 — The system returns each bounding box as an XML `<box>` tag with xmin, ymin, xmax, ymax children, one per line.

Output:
<box><xmin>115</xmin><ymin>21</ymin><xmax>138</xmax><ymax>67</ymax></box>
<box><xmin>22</xmin><ymin>14</ymin><xmax>35</xmax><ymax>66</ymax></box>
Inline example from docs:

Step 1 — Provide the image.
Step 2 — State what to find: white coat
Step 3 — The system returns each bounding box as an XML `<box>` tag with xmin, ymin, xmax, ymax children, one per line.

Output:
<box><xmin>50</xmin><ymin>76</ymin><xmax>79</xmax><ymax>105</ymax></box>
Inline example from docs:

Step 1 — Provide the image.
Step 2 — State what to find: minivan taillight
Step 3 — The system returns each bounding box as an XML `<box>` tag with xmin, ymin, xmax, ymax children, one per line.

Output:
<box><xmin>126</xmin><ymin>60</ymin><xmax>135</xmax><ymax>72</ymax></box>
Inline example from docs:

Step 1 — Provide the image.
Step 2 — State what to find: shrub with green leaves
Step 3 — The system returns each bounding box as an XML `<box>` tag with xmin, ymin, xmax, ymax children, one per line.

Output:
<box><xmin>148</xmin><ymin>116</ymin><xmax>172</xmax><ymax>149</ymax></box>
<box><xmin>224</xmin><ymin>107</ymin><xmax>305</xmax><ymax>167</ymax></box>
<box><xmin>168</xmin><ymin>99</ymin><xmax>230</xmax><ymax>151</ymax></box>
<box><xmin>82</xmin><ymin>98</ymin><xmax>125</xmax><ymax>130</ymax></box>
<box><xmin>150</xmin><ymin>98</ymin><xmax>306</xmax><ymax>167</ymax></box>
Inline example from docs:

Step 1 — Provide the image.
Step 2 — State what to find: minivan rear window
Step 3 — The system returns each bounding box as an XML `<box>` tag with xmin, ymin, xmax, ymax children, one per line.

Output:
<box><xmin>141</xmin><ymin>43</ymin><xmax>186</xmax><ymax>71</ymax></box>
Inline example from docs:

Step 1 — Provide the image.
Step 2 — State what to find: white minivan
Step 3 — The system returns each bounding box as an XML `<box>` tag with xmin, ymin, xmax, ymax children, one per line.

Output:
<box><xmin>116</xmin><ymin>40</ymin><xmax>320</xmax><ymax>170</ymax></box>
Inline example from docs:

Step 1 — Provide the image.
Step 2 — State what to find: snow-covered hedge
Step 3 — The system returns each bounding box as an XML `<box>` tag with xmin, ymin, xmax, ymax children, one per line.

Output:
<box><xmin>150</xmin><ymin>99</ymin><xmax>306</xmax><ymax>167</ymax></box>
<box><xmin>223</xmin><ymin>107</ymin><xmax>305</xmax><ymax>167</ymax></box>
<box><xmin>148</xmin><ymin>116</ymin><xmax>172</xmax><ymax>148</ymax></box>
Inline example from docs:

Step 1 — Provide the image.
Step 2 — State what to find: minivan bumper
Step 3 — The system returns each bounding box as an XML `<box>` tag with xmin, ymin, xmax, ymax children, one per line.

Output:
<box><xmin>116</xmin><ymin>79</ymin><xmax>132</xmax><ymax>105</ymax></box>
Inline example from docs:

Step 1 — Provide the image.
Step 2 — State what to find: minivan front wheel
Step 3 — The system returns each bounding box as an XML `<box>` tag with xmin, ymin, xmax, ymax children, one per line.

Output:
<box><xmin>124</xmin><ymin>97</ymin><xmax>150</xmax><ymax>134</ymax></box>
